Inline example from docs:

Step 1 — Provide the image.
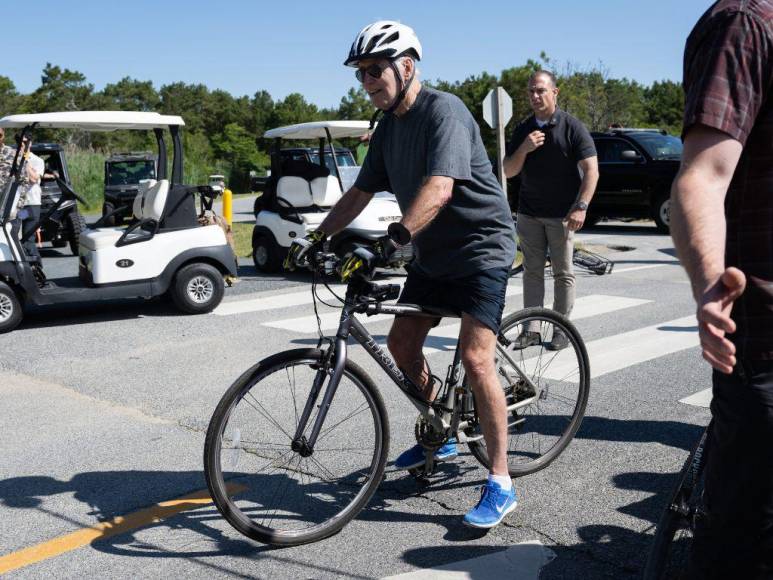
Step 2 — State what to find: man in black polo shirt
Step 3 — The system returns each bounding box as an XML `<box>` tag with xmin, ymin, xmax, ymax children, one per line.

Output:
<box><xmin>504</xmin><ymin>70</ymin><xmax>598</xmax><ymax>350</ymax></box>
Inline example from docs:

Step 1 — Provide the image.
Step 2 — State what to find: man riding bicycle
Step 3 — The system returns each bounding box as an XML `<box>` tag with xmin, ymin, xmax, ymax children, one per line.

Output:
<box><xmin>286</xmin><ymin>20</ymin><xmax>518</xmax><ymax>528</ymax></box>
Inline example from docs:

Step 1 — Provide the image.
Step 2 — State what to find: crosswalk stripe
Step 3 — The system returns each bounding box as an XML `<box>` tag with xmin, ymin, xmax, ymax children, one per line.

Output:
<box><xmin>533</xmin><ymin>315</ymin><xmax>698</xmax><ymax>381</ymax></box>
<box><xmin>382</xmin><ymin>541</ymin><xmax>555</xmax><ymax>579</ymax></box>
<box><xmin>680</xmin><ymin>387</ymin><xmax>711</xmax><ymax>408</ymax></box>
<box><xmin>213</xmin><ymin>276</ymin><xmax>406</xmax><ymax>316</ymax></box>
<box><xmin>420</xmin><ymin>294</ymin><xmax>651</xmax><ymax>355</ymax></box>
<box><xmin>261</xmin><ymin>284</ymin><xmax>524</xmax><ymax>333</ymax></box>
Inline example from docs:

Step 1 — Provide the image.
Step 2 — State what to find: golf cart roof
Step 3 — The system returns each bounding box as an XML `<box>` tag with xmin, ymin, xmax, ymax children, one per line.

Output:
<box><xmin>0</xmin><ymin>111</ymin><xmax>185</xmax><ymax>131</ymax></box>
<box><xmin>263</xmin><ymin>120</ymin><xmax>372</xmax><ymax>140</ymax></box>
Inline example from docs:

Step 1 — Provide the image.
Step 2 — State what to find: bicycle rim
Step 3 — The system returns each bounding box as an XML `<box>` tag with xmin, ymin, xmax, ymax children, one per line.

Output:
<box><xmin>204</xmin><ymin>349</ymin><xmax>388</xmax><ymax>546</ymax></box>
<box><xmin>467</xmin><ymin>308</ymin><xmax>590</xmax><ymax>476</ymax></box>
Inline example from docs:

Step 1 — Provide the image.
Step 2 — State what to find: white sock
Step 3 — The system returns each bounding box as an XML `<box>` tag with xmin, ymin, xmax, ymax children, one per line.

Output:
<box><xmin>488</xmin><ymin>473</ymin><xmax>513</xmax><ymax>491</ymax></box>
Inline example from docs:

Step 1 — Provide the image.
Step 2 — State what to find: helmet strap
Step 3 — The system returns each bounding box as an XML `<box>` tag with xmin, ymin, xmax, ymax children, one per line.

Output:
<box><xmin>386</xmin><ymin>58</ymin><xmax>416</xmax><ymax>115</ymax></box>
<box><xmin>367</xmin><ymin>57</ymin><xmax>417</xmax><ymax>130</ymax></box>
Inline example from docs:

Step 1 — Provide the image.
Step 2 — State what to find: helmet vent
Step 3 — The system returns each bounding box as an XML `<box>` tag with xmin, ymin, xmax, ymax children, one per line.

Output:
<box><xmin>383</xmin><ymin>31</ymin><xmax>399</xmax><ymax>46</ymax></box>
<box><xmin>365</xmin><ymin>33</ymin><xmax>384</xmax><ymax>53</ymax></box>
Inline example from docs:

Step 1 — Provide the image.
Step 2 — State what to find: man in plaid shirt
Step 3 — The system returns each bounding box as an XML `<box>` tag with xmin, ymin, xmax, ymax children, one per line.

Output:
<box><xmin>671</xmin><ymin>0</ymin><xmax>773</xmax><ymax>576</ymax></box>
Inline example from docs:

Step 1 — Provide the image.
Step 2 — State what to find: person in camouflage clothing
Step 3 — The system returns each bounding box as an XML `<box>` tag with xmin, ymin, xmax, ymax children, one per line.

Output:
<box><xmin>0</xmin><ymin>128</ymin><xmax>32</xmax><ymax>214</ymax></box>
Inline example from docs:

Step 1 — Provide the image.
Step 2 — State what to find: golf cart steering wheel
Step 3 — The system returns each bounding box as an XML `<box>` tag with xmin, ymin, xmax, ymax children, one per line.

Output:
<box><xmin>55</xmin><ymin>177</ymin><xmax>87</xmax><ymax>205</ymax></box>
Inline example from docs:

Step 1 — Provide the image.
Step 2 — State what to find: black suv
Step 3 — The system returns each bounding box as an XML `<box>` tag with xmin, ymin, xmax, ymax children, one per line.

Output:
<box><xmin>589</xmin><ymin>129</ymin><xmax>682</xmax><ymax>232</ymax></box>
<box><xmin>103</xmin><ymin>152</ymin><xmax>157</xmax><ymax>225</ymax></box>
<box><xmin>30</xmin><ymin>143</ymin><xmax>87</xmax><ymax>254</ymax></box>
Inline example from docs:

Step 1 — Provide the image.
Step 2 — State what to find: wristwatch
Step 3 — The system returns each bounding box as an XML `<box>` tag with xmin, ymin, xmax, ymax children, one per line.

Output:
<box><xmin>574</xmin><ymin>201</ymin><xmax>589</xmax><ymax>211</ymax></box>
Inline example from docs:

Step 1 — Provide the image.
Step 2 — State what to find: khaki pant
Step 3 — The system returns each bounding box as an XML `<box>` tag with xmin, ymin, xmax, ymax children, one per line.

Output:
<box><xmin>516</xmin><ymin>213</ymin><xmax>575</xmax><ymax>330</ymax></box>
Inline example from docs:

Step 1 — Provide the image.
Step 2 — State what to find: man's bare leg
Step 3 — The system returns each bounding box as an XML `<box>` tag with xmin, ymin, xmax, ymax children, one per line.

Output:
<box><xmin>458</xmin><ymin>314</ymin><xmax>508</xmax><ymax>475</ymax></box>
<box><xmin>387</xmin><ymin>316</ymin><xmax>440</xmax><ymax>400</ymax></box>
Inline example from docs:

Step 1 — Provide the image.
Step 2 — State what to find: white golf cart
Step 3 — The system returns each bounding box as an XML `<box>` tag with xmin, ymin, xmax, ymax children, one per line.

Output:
<box><xmin>0</xmin><ymin>111</ymin><xmax>237</xmax><ymax>334</ymax></box>
<box><xmin>252</xmin><ymin>120</ymin><xmax>404</xmax><ymax>272</ymax></box>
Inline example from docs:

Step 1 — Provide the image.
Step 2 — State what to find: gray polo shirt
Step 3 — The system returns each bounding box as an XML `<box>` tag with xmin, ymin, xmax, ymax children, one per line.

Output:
<box><xmin>355</xmin><ymin>87</ymin><xmax>516</xmax><ymax>279</ymax></box>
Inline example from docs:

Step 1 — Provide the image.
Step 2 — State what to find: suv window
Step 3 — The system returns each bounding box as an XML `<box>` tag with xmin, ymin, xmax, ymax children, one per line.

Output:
<box><xmin>107</xmin><ymin>160</ymin><xmax>156</xmax><ymax>186</ymax></box>
<box><xmin>596</xmin><ymin>138</ymin><xmax>642</xmax><ymax>163</ymax></box>
<box><xmin>309</xmin><ymin>151</ymin><xmax>358</xmax><ymax>174</ymax></box>
<box><xmin>629</xmin><ymin>133</ymin><xmax>682</xmax><ymax>160</ymax></box>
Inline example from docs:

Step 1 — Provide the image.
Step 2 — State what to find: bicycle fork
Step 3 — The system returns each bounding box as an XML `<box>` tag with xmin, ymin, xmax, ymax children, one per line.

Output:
<box><xmin>290</xmin><ymin>337</ymin><xmax>347</xmax><ymax>457</ymax></box>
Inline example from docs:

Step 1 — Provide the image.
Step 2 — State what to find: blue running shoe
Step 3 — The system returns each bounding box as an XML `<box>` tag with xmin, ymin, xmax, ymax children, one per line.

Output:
<box><xmin>462</xmin><ymin>481</ymin><xmax>518</xmax><ymax>528</ymax></box>
<box><xmin>394</xmin><ymin>438</ymin><xmax>458</xmax><ymax>470</ymax></box>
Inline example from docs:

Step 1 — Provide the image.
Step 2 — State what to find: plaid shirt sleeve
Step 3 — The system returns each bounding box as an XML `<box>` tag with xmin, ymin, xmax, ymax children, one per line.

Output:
<box><xmin>683</xmin><ymin>9</ymin><xmax>772</xmax><ymax>145</ymax></box>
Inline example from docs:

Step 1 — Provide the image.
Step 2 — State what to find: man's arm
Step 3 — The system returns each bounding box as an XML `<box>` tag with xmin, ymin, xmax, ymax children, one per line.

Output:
<box><xmin>565</xmin><ymin>155</ymin><xmax>599</xmax><ymax>231</ymax></box>
<box><xmin>670</xmin><ymin>124</ymin><xmax>745</xmax><ymax>373</ymax></box>
<box><xmin>318</xmin><ymin>186</ymin><xmax>374</xmax><ymax>235</ymax></box>
<box><xmin>399</xmin><ymin>175</ymin><xmax>453</xmax><ymax>237</ymax></box>
<box><xmin>503</xmin><ymin>130</ymin><xmax>544</xmax><ymax>178</ymax></box>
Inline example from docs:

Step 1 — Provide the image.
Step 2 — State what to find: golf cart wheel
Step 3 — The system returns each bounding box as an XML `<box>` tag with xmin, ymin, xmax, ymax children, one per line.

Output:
<box><xmin>252</xmin><ymin>234</ymin><xmax>282</xmax><ymax>273</ymax></box>
<box><xmin>653</xmin><ymin>192</ymin><xmax>671</xmax><ymax>233</ymax></box>
<box><xmin>102</xmin><ymin>202</ymin><xmax>116</xmax><ymax>227</ymax></box>
<box><xmin>0</xmin><ymin>282</ymin><xmax>23</xmax><ymax>334</ymax></box>
<box><xmin>171</xmin><ymin>263</ymin><xmax>225</xmax><ymax>314</ymax></box>
<box><xmin>67</xmin><ymin>211</ymin><xmax>87</xmax><ymax>255</ymax></box>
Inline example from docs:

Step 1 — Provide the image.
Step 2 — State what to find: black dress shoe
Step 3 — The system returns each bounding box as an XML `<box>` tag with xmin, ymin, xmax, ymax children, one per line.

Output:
<box><xmin>512</xmin><ymin>331</ymin><xmax>541</xmax><ymax>350</ymax></box>
<box><xmin>546</xmin><ymin>329</ymin><xmax>569</xmax><ymax>351</ymax></box>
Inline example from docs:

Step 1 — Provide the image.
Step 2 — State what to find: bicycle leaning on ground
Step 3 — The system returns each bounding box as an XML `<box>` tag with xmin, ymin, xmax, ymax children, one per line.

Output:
<box><xmin>204</xmin><ymin>248</ymin><xmax>591</xmax><ymax>546</ymax></box>
<box><xmin>643</xmin><ymin>421</ymin><xmax>711</xmax><ymax>579</ymax></box>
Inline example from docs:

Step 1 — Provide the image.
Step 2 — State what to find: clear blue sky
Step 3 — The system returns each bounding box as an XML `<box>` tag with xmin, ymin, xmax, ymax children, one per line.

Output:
<box><xmin>5</xmin><ymin>0</ymin><xmax>711</xmax><ymax>109</ymax></box>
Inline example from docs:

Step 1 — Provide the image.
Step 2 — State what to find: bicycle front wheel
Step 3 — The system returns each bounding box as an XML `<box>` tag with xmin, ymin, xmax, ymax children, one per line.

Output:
<box><xmin>204</xmin><ymin>348</ymin><xmax>389</xmax><ymax>546</ymax></box>
<box><xmin>643</xmin><ymin>428</ymin><xmax>709</xmax><ymax>580</ymax></box>
<box><xmin>467</xmin><ymin>307</ymin><xmax>590</xmax><ymax>476</ymax></box>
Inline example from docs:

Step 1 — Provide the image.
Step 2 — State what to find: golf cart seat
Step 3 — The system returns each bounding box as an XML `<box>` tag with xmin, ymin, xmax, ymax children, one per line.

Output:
<box><xmin>132</xmin><ymin>179</ymin><xmax>157</xmax><ymax>218</ymax></box>
<box><xmin>310</xmin><ymin>176</ymin><xmax>342</xmax><ymax>207</ymax></box>
<box><xmin>79</xmin><ymin>179</ymin><xmax>169</xmax><ymax>250</ymax></box>
<box><xmin>276</xmin><ymin>176</ymin><xmax>314</xmax><ymax>209</ymax></box>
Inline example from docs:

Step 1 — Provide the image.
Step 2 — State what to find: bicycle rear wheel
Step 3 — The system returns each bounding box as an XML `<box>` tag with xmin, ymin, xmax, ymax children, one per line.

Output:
<box><xmin>204</xmin><ymin>348</ymin><xmax>389</xmax><ymax>546</ymax></box>
<box><xmin>643</xmin><ymin>427</ymin><xmax>709</xmax><ymax>580</ymax></box>
<box><xmin>467</xmin><ymin>307</ymin><xmax>590</xmax><ymax>476</ymax></box>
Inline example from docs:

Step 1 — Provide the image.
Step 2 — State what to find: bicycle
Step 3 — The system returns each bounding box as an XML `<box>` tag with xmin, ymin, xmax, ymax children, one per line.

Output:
<box><xmin>643</xmin><ymin>422</ymin><xmax>710</xmax><ymax>579</ymax></box>
<box><xmin>204</xmin><ymin>250</ymin><xmax>590</xmax><ymax>546</ymax></box>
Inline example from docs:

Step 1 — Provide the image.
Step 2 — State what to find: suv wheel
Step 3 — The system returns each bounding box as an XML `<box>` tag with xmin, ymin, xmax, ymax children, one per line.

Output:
<box><xmin>67</xmin><ymin>211</ymin><xmax>87</xmax><ymax>255</ymax></box>
<box><xmin>170</xmin><ymin>263</ymin><xmax>225</xmax><ymax>314</ymax></box>
<box><xmin>653</xmin><ymin>193</ymin><xmax>671</xmax><ymax>233</ymax></box>
<box><xmin>0</xmin><ymin>282</ymin><xmax>23</xmax><ymax>333</ymax></box>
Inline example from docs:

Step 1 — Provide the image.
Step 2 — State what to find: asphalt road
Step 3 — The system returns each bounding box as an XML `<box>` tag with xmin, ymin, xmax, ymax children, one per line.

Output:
<box><xmin>0</xmin><ymin>219</ymin><xmax>710</xmax><ymax>579</ymax></box>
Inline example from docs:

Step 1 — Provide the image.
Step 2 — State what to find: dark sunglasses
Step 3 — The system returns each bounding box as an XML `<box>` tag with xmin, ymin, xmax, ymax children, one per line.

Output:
<box><xmin>355</xmin><ymin>63</ymin><xmax>389</xmax><ymax>83</ymax></box>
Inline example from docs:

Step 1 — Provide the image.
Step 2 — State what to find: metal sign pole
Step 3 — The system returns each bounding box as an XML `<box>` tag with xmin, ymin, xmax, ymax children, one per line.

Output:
<box><xmin>495</xmin><ymin>87</ymin><xmax>507</xmax><ymax>195</ymax></box>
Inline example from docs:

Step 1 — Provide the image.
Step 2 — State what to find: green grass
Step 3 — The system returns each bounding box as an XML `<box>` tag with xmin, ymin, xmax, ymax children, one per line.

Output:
<box><xmin>231</xmin><ymin>221</ymin><xmax>253</xmax><ymax>258</ymax></box>
<box><xmin>67</xmin><ymin>149</ymin><xmax>104</xmax><ymax>210</ymax></box>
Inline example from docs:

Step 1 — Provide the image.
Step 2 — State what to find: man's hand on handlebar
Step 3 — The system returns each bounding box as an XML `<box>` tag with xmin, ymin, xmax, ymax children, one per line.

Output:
<box><xmin>284</xmin><ymin>229</ymin><xmax>327</xmax><ymax>271</ymax></box>
<box><xmin>340</xmin><ymin>235</ymin><xmax>399</xmax><ymax>281</ymax></box>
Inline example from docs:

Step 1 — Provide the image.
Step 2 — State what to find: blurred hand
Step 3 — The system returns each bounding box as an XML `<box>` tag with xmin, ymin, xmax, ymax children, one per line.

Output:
<box><xmin>520</xmin><ymin>130</ymin><xmax>546</xmax><ymax>153</ymax></box>
<box><xmin>566</xmin><ymin>208</ymin><xmax>586</xmax><ymax>231</ymax></box>
<box><xmin>284</xmin><ymin>229</ymin><xmax>326</xmax><ymax>271</ymax></box>
<box><xmin>697</xmin><ymin>267</ymin><xmax>746</xmax><ymax>374</ymax></box>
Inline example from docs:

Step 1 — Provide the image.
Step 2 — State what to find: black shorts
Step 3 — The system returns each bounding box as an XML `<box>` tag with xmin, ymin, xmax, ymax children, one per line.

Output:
<box><xmin>397</xmin><ymin>267</ymin><xmax>510</xmax><ymax>333</ymax></box>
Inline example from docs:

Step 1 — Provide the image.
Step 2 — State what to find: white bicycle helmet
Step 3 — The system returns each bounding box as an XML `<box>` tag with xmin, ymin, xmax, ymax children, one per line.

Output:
<box><xmin>344</xmin><ymin>20</ymin><xmax>422</xmax><ymax>67</ymax></box>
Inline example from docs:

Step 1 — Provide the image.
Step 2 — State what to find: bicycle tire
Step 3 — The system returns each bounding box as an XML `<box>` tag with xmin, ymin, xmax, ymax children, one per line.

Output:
<box><xmin>643</xmin><ymin>427</ymin><xmax>709</xmax><ymax>580</ymax></box>
<box><xmin>467</xmin><ymin>307</ymin><xmax>590</xmax><ymax>477</ymax></box>
<box><xmin>204</xmin><ymin>348</ymin><xmax>389</xmax><ymax>546</ymax></box>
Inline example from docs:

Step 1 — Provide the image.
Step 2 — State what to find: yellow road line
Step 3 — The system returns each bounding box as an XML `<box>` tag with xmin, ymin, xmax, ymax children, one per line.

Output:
<box><xmin>0</xmin><ymin>484</ymin><xmax>245</xmax><ymax>575</ymax></box>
